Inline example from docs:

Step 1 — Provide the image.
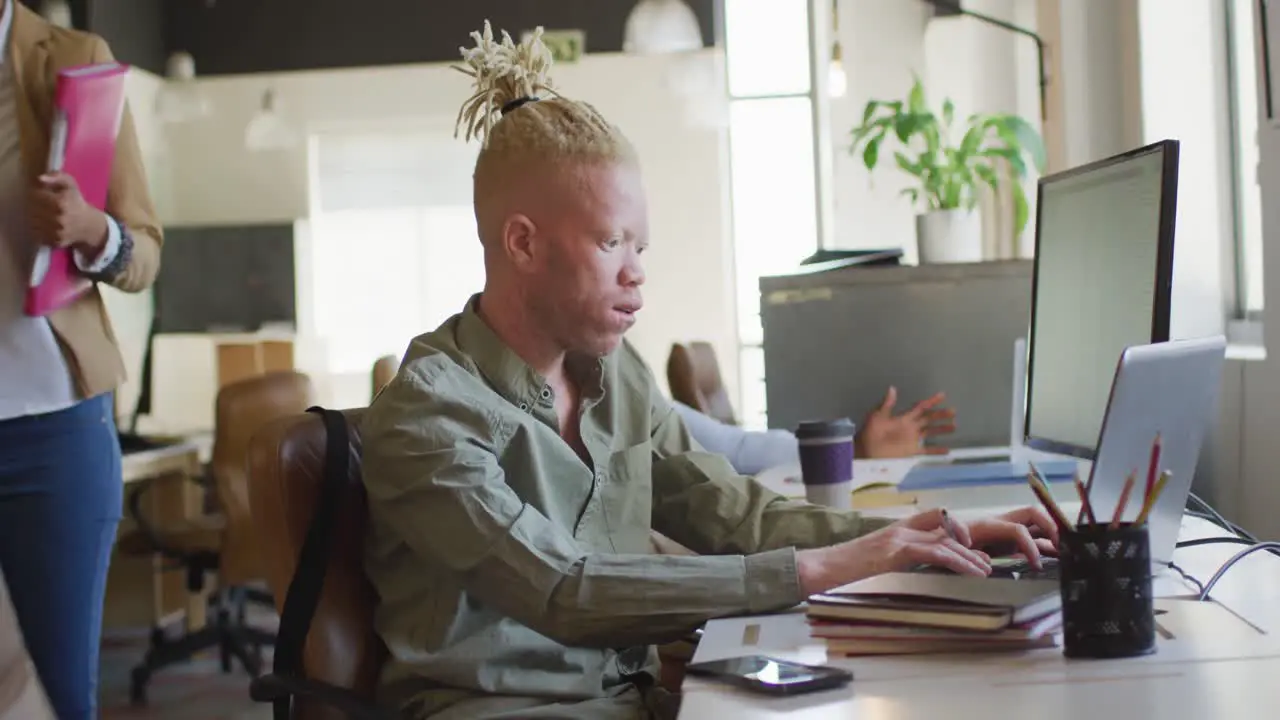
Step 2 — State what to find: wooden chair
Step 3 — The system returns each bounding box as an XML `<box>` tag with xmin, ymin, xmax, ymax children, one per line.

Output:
<box><xmin>667</xmin><ymin>341</ymin><xmax>737</xmax><ymax>425</ymax></box>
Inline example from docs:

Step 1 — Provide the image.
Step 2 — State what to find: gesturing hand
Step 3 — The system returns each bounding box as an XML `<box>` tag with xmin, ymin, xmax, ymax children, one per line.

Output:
<box><xmin>856</xmin><ymin>386</ymin><xmax>957</xmax><ymax>459</ymax></box>
<box><xmin>797</xmin><ymin>509</ymin><xmax>992</xmax><ymax>595</ymax></box>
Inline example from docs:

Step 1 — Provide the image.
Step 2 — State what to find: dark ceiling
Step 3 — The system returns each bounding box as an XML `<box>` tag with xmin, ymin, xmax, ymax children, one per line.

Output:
<box><xmin>19</xmin><ymin>0</ymin><xmax>720</xmax><ymax>78</ymax></box>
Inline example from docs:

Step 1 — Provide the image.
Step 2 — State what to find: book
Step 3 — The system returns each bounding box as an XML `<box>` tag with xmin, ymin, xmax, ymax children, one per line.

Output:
<box><xmin>25</xmin><ymin>61</ymin><xmax>129</xmax><ymax>317</ymax></box>
<box><xmin>809</xmin><ymin>611</ymin><xmax>1062</xmax><ymax>656</ymax></box>
<box><xmin>807</xmin><ymin>572</ymin><xmax>1061</xmax><ymax>632</ymax></box>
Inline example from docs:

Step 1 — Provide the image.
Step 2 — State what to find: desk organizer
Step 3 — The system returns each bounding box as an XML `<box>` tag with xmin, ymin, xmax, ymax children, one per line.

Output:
<box><xmin>1059</xmin><ymin>522</ymin><xmax>1156</xmax><ymax>659</ymax></box>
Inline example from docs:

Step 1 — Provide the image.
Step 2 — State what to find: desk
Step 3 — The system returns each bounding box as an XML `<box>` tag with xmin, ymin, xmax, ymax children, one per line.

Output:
<box><xmin>104</xmin><ymin>441</ymin><xmax>208</xmax><ymax>632</ymax></box>
<box><xmin>681</xmin><ymin>456</ymin><xmax>1280</xmax><ymax>719</ymax></box>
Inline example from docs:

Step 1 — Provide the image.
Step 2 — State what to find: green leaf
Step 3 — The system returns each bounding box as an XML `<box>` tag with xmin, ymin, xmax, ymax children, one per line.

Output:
<box><xmin>861</xmin><ymin>100</ymin><xmax>881</xmax><ymax>125</ymax></box>
<box><xmin>982</xmin><ymin>147</ymin><xmax>1027</xmax><ymax>178</ymax></box>
<box><xmin>894</xmin><ymin>151</ymin><xmax>923</xmax><ymax>177</ymax></box>
<box><xmin>942</xmin><ymin>98</ymin><xmax>955</xmax><ymax>128</ymax></box>
<box><xmin>1013</xmin><ymin>183</ymin><xmax>1030</xmax><ymax>235</ymax></box>
<box><xmin>908</xmin><ymin>76</ymin><xmax>927</xmax><ymax>114</ymax></box>
<box><xmin>973</xmin><ymin>163</ymin><xmax>1000</xmax><ymax>191</ymax></box>
<box><xmin>863</xmin><ymin>133</ymin><xmax>883</xmax><ymax>170</ymax></box>
<box><xmin>899</xmin><ymin>187</ymin><xmax>920</xmax><ymax>207</ymax></box>
<box><xmin>1000</xmin><ymin>115</ymin><xmax>1047</xmax><ymax>172</ymax></box>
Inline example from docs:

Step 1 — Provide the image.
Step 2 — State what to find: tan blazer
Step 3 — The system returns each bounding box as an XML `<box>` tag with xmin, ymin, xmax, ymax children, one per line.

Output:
<box><xmin>9</xmin><ymin>3</ymin><xmax>163</xmax><ymax>399</ymax></box>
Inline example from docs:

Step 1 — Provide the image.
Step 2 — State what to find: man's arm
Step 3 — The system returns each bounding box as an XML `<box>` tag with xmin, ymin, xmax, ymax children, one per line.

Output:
<box><xmin>77</xmin><ymin>37</ymin><xmax>162</xmax><ymax>292</ymax></box>
<box><xmin>651</xmin><ymin>386</ymin><xmax>892</xmax><ymax>556</ymax></box>
<box><xmin>362</xmin><ymin>368</ymin><xmax>807</xmax><ymax>649</ymax></box>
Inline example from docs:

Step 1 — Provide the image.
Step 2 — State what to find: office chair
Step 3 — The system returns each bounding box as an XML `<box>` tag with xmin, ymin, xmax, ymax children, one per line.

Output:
<box><xmin>123</xmin><ymin>371</ymin><xmax>315</xmax><ymax>703</ymax></box>
<box><xmin>667</xmin><ymin>341</ymin><xmax>737</xmax><ymax>425</ymax></box>
<box><xmin>246</xmin><ymin>408</ymin><xmax>387</xmax><ymax>719</ymax></box>
<box><xmin>371</xmin><ymin>355</ymin><xmax>397</xmax><ymax>400</ymax></box>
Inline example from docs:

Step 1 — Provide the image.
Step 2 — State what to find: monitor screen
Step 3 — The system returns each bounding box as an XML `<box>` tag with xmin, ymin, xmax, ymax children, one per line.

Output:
<box><xmin>1024</xmin><ymin>141</ymin><xmax>1178</xmax><ymax>458</ymax></box>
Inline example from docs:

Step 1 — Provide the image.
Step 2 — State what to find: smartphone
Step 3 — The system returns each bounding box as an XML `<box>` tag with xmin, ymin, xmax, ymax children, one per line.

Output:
<box><xmin>684</xmin><ymin>655</ymin><xmax>853</xmax><ymax>696</ymax></box>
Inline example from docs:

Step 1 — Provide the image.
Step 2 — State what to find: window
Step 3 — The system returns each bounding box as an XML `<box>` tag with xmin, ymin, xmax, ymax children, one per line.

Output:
<box><xmin>1227</xmin><ymin>0</ymin><xmax>1265</xmax><ymax>315</ymax></box>
<box><xmin>307</xmin><ymin>131</ymin><xmax>485</xmax><ymax>382</ymax></box>
<box><xmin>725</xmin><ymin>0</ymin><xmax>819</xmax><ymax>428</ymax></box>
<box><xmin>309</xmin><ymin>205</ymin><xmax>483</xmax><ymax>376</ymax></box>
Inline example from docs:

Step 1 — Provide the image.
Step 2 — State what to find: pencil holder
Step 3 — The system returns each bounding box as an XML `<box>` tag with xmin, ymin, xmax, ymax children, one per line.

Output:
<box><xmin>1058</xmin><ymin>522</ymin><xmax>1156</xmax><ymax>659</ymax></box>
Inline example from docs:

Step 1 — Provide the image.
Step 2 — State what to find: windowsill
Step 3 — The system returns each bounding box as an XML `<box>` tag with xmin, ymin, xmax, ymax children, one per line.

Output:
<box><xmin>1226</xmin><ymin>318</ymin><xmax>1265</xmax><ymax>361</ymax></box>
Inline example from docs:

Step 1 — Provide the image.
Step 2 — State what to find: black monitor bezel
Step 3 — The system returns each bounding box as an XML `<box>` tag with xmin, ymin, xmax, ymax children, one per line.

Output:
<box><xmin>1023</xmin><ymin>139</ymin><xmax>1180</xmax><ymax>460</ymax></box>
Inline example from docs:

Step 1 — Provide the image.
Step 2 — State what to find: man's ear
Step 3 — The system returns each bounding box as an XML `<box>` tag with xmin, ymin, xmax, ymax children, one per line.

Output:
<box><xmin>501</xmin><ymin>214</ymin><xmax>538</xmax><ymax>270</ymax></box>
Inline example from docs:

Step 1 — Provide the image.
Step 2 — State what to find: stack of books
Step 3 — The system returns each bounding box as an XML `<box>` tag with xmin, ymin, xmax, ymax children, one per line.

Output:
<box><xmin>806</xmin><ymin>573</ymin><xmax>1063</xmax><ymax>657</ymax></box>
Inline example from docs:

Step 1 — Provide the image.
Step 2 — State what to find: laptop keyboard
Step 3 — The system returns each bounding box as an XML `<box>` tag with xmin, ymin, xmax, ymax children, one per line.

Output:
<box><xmin>914</xmin><ymin>557</ymin><xmax>1061</xmax><ymax>581</ymax></box>
<box><xmin>990</xmin><ymin>557</ymin><xmax>1060</xmax><ymax>581</ymax></box>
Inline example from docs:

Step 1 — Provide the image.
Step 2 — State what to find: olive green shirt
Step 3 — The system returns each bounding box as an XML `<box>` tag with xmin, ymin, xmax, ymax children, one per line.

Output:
<box><xmin>360</xmin><ymin>298</ymin><xmax>890</xmax><ymax>717</ymax></box>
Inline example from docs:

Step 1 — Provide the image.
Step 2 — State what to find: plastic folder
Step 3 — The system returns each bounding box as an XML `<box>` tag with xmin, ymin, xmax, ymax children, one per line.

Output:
<box><xmin>25</xmin><ymin>61</ymin><xmax>128</xmax><ymax>317</ymax></box>
<box><xmin>900</xmin><ymin>457</ymin><xmax>1078</xmax><ymax>491</ymax></box>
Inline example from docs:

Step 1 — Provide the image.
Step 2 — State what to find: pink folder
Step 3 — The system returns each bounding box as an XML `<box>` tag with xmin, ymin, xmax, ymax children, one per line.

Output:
<box><xmin>24</xmin><ymin>61</ymin><xmax>129</xmax><ymax>317</ymax></box>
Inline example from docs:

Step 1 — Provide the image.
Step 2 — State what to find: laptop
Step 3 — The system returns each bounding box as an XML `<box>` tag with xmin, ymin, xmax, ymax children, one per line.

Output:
<box><xmin>933</xmin><ymin>336</ymin><xmax>1227</xmax><ymax>579</ymax></box>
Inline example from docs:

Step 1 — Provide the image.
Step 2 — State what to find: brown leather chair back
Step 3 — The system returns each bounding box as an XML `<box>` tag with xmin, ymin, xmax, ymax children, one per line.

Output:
<box><xmin>212</xmin><ymin>371</ymin><xmax>315</xmax><ymax>586</ymax></box>
<box><xmin>248</xmin><ymin>409</ymin><xmax>384</xmax><ymax>718</ymax></box>
<box><xmin>667</xmin><ymin>341</ymin><xmax>737</xmax><ymax>425</ymax></box>
<box><xmin>371</xmin><ymin>355</ymin><xmax>397</xmax><ymax>401</ymax></box>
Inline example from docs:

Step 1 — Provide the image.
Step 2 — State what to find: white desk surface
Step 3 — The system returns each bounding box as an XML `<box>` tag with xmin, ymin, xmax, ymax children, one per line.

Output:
<box><xmin>681</xmin><ymin>451</ymin><xmax>1280</xmax><ymax>719</ymax></box>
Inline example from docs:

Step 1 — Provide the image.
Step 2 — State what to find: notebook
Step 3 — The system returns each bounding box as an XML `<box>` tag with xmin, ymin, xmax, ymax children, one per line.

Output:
<box><xmin>807</xmin><ymin>572</ymin><xmax>1061</xmax><ymax>632</ymax></box>
<box><xmin>25</xmin><ymin>61</ymin><xmax>129</xmax><ymax>317</ymax></box>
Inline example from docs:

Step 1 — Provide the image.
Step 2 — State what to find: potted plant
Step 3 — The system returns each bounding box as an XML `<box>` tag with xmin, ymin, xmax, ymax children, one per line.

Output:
<box><xmin>849</xmin><ymin>76</ymin><xmax>1046</xmax><ymax>264</ymax></box>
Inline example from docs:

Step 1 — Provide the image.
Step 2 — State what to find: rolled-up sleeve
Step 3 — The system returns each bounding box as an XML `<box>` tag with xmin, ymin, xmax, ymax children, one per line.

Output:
<box><xmin>362</xmin><ymin>368</ymin><xmax>808</xmax><ymax>650</ymax></box>
<box><xmin>648</xmin><ymin>387</ymin><xmax>893</xmax><ymax>556</ymax></box>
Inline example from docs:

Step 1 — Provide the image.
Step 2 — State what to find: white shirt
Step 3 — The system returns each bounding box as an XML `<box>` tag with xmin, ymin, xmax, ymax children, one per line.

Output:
<box><xmin>0</xmin><ymin>0</ymin><xmax>122</xmax><ymax>421</ymax></box>
<box><xmin>671</xmin><ymin>400</ymin><xmax>800</xmax><ymax>475</ymax></box>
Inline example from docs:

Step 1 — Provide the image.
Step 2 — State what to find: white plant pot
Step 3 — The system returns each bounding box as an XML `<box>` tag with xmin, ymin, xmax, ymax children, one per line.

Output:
<box><xmin>915</xmin><ymin>208</ymin><xmax>983</xmax><ymax>264</ymax></box>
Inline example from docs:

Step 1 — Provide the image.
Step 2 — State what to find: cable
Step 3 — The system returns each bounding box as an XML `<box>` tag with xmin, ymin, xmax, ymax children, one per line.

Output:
<box><xmin>1187</xmin><ymin>493</ymin><xmax>1257</xmax><ymax>542</ymax></box>
<box><xmin>1197</xmin><ymin>542</ymin><xmax>1280</xmax><ymax>601</ymax></box>
<box><xmin>1177</xmin><ymin>536</ymin><xmax>1259</xmax><ymax>549</ymax></box>
<box><xmin>1164</xmin><ymin>560</ymin><xmax>1206</xmax><ymax>597</ymax></box>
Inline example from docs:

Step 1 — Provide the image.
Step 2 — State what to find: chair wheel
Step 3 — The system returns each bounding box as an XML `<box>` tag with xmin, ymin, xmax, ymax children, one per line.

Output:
<box><xmin>130</xmin><ymin>668</ymin><xmax>148</xmax><ymax>705</ymax></box>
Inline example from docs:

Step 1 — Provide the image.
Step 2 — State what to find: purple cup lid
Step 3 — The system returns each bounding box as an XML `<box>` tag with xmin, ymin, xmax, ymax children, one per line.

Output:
<box><xmin>795</xmin><ymin>418</ymin><xmax>856</xmax><ymax>442</ymax></box>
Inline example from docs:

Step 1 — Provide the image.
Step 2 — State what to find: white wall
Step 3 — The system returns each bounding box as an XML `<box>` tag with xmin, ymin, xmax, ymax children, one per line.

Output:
<box><xmin>100</xmin><ymin>68</ymin><xmax>171</xmax><ymax>427</ymax></box>
<box><xmin>828</xmin><ymin>0</ymin><xmax>1044</xmax><ymax>259</ymax></box>
<box><xmin>829</xmin><ymin>0</ymin><xmax>929</xmax><ymax>256</ymax></box>
<box><xmin>135</xmin><ymin>51</ymin><xmax>738</xmax><ymax>432</ymax></box>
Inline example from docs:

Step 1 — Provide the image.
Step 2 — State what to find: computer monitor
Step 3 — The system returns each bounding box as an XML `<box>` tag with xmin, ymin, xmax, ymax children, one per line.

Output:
<box><xmin>1023</xmin><ymin>140</ymin><xmax>1179</xmax><ymax>459</ymax></box>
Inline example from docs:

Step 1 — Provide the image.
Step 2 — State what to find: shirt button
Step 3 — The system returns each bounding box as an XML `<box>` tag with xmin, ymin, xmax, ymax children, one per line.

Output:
<box><xmin>540</xmin><ymin>387</ymin><xmax>553</xmax><ymax>400</ymax></box>
<box><xmin>518</xmin><ymin>402</ymin><xmax>529</xmax><ymax>411</ymax></box>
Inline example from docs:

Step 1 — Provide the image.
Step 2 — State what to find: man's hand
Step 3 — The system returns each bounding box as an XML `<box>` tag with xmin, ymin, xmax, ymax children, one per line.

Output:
<box><xmin>796</xmin><ymin>509</ymin><xmax>992</xmax><ymax>595</ymax></box>
<box><xmin>967</xmin><ymin>506</ymin><xmax>1060</xmax><ymax>568</ymax></box>
<box><xmin>29</xmin><ymin>172</ymin><xmax>109</xmax><ymax>258</ymax></box>
<box><xmin>795</xmin><ymin>505</ymin><xmax>1062</xmax><ymax>595</ymax></box>
<box><xmin>856</xmin><ymin>386</ymin><xmax>957</xmax><ymax>458</ymax></box>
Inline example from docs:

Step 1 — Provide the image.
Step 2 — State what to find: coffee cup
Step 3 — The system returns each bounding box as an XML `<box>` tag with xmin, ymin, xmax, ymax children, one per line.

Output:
<box><xmin>795</xmin><ymin>418</ymin><xmax>856</xmax><ymax>510</ymax></box>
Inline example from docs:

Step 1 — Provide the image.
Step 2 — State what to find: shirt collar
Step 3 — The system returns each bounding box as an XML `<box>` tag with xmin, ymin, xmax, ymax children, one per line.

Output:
<box><xmin>455</xmin><ymin>294</ymin><xmax>606</xmax><ymax>412</ymax></box>
<box><xmin>0</xmin><ymin>1</ymin><xmax>13</xmax><ymax>67</ymax></box>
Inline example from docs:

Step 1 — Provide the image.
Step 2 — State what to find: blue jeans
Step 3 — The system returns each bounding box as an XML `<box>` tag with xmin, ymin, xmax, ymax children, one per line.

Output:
<box><xmin>0</xmin><ymin>394</ymin><xmax>122</xmax><ymax>720</ymax></box>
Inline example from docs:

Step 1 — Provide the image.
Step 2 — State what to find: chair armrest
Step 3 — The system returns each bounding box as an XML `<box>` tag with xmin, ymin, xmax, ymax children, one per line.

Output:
<box><xmin>249</xmin><ymin>674</ymin><xmax>392</xmax><ymax>720</ymax></box>
<box><xmin>125</xmin><ymin>478</ymin><xmax>210</xmax><ymax>566</ymax></box>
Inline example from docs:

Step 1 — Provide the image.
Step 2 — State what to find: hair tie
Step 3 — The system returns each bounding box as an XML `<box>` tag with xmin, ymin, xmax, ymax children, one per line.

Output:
<box><xmin>500</xmin><ymin>96</ymin><xmax>540</xmax><ymax>116</ymax></box>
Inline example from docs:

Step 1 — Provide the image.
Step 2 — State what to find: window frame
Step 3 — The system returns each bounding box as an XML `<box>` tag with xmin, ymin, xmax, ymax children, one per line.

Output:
<box><xmin>722</xmin><ymin>0</ymin><xmax>826</xmax><ymax>429</ymax></box>
<box><xmin>1223</xmin><ymin>0</ymin><xmax>1266</xmax><ymax>335</ymax></box>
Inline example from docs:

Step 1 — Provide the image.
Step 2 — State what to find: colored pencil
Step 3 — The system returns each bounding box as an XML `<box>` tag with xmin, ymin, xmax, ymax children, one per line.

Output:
<box><xmin>1026</xmin><ymin>465</ymin><xmax>1073</xmax><ymax>533</ymax></box>
<box><xmin>1110</xmin><ymin>471</ymin><xmax>1137</xmax><ymax>529</ymax></box>
<box><xmin>1074</xmin><ymin>474</ymin><xmax>1096</xmax><ymax>525</ymax></box>
<box><xmin>1134</xmin><ymin>470</ymin><xmax>1172</xmax><ymax>525</ymax></box>
<box><xmin>1144</xmin><ymin>433</ymin><xmax>1162</xmax><ymax>505</ymax></box>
